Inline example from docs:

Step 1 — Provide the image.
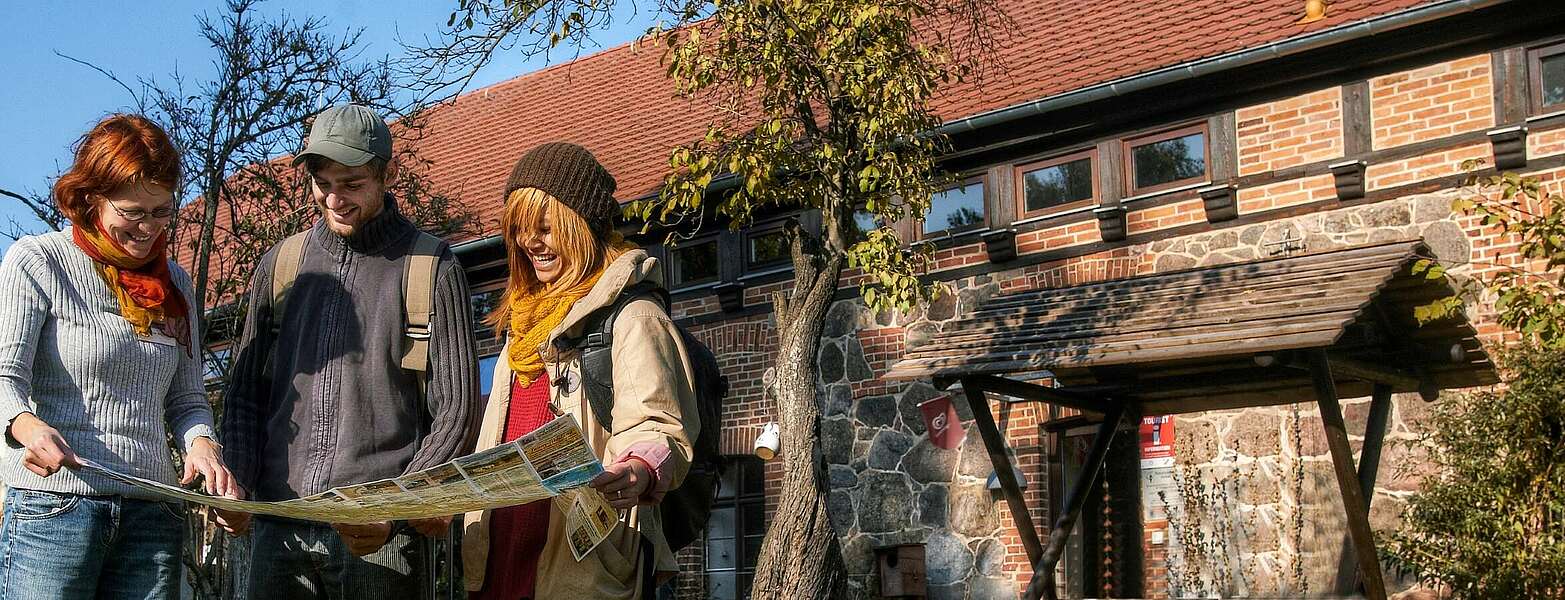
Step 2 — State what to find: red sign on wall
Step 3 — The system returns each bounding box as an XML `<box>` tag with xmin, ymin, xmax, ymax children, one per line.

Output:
<box><xmin>1140</xmin><ymin>415</ymin><xmax>1175</xmax><ymax>464</ymax></box>
<box><xmin>1140</xmin><ymin>415</ymin><xmax>1177</xmax><ymax>523</ymax></box>
<box><xmin>919</xmin><ymin>394</ymin><xmax>966</xmax><ymax>450</ymax></box>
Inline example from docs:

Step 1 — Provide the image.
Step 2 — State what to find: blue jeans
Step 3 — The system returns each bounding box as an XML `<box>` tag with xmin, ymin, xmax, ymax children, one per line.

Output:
<box><xmin>248</xmin><ymin>518</ymin><xmax>428</xmax><ymax>600</ymax></box>
<box><xmin>0</xmin><ymin>488</ymin><xmax>185</xmax><ymax>600</ymax></box>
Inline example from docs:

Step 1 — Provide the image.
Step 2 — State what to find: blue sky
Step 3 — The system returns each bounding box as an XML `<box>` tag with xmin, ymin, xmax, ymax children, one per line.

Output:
<box><xmin>0</xmin><ymin>0</ymin><xmax>652</xmax><ymax>254</ymax></box>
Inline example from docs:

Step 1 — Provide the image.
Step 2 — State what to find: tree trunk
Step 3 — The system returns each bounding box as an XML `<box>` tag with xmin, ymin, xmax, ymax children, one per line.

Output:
<box><xmin>749</xmin><ymin>243</ymin><xmax>850</xmax><ymax>600</ymax></box>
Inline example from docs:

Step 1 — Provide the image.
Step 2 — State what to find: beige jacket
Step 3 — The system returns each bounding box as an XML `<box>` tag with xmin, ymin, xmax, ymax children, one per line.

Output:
<box><xmin>461</xmin><ymin>249</ymin><xmax>700</xmax><ymax>598</ymax></box>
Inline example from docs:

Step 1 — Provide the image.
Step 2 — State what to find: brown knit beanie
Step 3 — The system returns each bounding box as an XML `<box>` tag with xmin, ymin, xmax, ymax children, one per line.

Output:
<box><xmin>503</xmin><ymin>142</ymin><xmax>619</xmax><ymax>238</ymax></box>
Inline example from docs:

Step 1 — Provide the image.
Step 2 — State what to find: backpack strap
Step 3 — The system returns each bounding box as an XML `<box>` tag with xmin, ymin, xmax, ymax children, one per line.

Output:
<box><xmin>560</xmin><ymin>281</ymin><xmax>669</xmax><ymax>433</ymax></box>
<box><xmin>400</xmin><ymin>232</ymin><xmax>446</xmax><ymax>375</ymax></box>
<box><xmin>269</xmin><ymin>231</ymin><xmax>310</xmax><ymax>335</ymax></box>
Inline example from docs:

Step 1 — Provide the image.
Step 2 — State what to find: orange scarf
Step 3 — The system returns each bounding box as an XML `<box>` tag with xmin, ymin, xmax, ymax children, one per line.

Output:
<box><xmin>71</xmin><ymin>221</ymin><xmax>192</xmax><ymax>356</ymax></box>
<box><xmin>506</xmin><ymin>270</ymin><xmax>603</xmax><ymax>386</ymax></box>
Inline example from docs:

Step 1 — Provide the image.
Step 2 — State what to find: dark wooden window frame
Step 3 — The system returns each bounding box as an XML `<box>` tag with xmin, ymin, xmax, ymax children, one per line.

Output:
<box><xmin>705</xmin><ymin>457</ymin><xmax>767</xmax><ymax>600</ymax></box>
<box><xmin>1122</xmin><ymin>122</ymin><xmax>1211</xmax><ymax>196</ymax></box>
<box><xmin>668</xmin><ymin>234</ymin><xmax>724</xmax><ymax>290</ymax></box>
<box><xmin>742</xmin><ymin>219</ymin><xmax>792</xmax><ymax>273</ymax></box>
<box><xmin>917</xmin><ymin>174</ymin><xmax>989</xmax><ymax>240</ymax></box>
<box><xmin>1527</xmin><ymin>39</ymin><xmax>1565</xmax><ymax>115</ymax></box>
<box><xmin>1014</xmin><ymin>148</ymin><xmax>1100</xmax><ymax>220</ymax></box>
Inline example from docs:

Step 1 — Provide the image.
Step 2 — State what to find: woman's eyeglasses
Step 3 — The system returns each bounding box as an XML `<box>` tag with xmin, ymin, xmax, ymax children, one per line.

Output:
<box><xmin>106</xmin><ymin>201</ymin><xmax>176</xmax><ymax>223</ymax></box>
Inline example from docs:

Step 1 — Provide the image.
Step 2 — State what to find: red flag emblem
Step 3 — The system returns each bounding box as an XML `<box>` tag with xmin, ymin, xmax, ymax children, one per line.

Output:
<box><xmin>919</xmin><ymin>394</ymin><xmax>965</xmax><ymax>449</ymax></box>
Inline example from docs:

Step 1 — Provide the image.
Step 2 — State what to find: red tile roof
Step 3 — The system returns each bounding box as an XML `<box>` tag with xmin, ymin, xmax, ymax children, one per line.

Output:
<box><xmin>411</xmin><ymin>0</ymin><xmax>1436</xmax><ymax>240</ymax></box>
<box><xmin>178</xmin><ymin>0</ymin><xmax>1440</xmax><ymax>288</ymax></box>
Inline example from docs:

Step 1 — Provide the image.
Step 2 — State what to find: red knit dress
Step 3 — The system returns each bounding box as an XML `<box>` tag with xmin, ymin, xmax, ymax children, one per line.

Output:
<box><xmin>471</xmin><ymin>372</ymin><xmax>554</xmax><ymax>600</ymax></box>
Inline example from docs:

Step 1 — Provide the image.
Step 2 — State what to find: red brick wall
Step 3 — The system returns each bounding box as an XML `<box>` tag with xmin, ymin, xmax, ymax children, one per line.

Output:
<box><xmin>1370</xmin><ymin>54</ymin><xmax>1495</xmax><ymax>151</ymax></box>
<box><xmin>1237</xmin><ymin>175</ymin><xmax>1335</xmax><ymax>214</ymax></box>
<box><xmin>1126</xmin><ymin>198</ymin><xmax>1206</xmax><ymax>235</ymax></box>
<box><xmin>996</xmin><ymin>399</ymin><xmax>1047</xmax><ymax>589</ymax></box>
<box><xmin>1014</xmin><ymin>220</ymin><xmax>1102</xmax><ymax>255</ymax></box>
<box><xmin>1365</xmin><ymin>142</ymin><xmax>1491</xmax><ymax>191</ymax></box>
<box><xmin>1530</xmin><ymin>127</ymin><xmax>1565</xmax><ymax>160</ymax></box>
<box><xmin>1237</xmin><ymin>87</ymin><xmax>1345</xmax><ymax>177</ymax></box>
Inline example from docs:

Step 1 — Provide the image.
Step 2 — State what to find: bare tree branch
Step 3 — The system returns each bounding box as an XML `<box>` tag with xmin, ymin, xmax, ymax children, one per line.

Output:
<box><xmin>54</xmin><ymin>51</ymin><xmax>152</xmax><ymax>111</ymax></box>
<box><xmin>0</xmin><ymin>186</ymin><xmax>66</xmax><ymax>238</ymax></box>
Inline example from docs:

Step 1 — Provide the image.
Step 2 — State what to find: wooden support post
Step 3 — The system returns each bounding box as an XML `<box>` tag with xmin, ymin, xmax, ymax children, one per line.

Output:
<box><xmin>1334</xmin><ymin>383</ymin><xmax>1394</xmax><ymax>595</ymax></box>
<box><xmin>960</xmin><ymin>378</ymin><xmax>1044</xmax><ymax>565</ymax></box>
<box><xmin>1024</xmin><ymin>405</ymin><xmax>1126</xmax><ymax>600</ymax></box>
<box><xmin>1309</xmin><ymin>350</ymin><xmax>1388</xmax><ymax>600</ymax></box>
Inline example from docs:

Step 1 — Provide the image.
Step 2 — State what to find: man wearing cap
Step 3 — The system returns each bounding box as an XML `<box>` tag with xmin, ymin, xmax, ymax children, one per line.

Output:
<box><xmin>215</xmin><ymin>105</ymin><xmax>481</xmax><ymax>598</ymax></box>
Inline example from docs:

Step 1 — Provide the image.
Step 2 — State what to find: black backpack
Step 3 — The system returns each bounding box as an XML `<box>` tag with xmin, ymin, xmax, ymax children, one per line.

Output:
<box><xmin>555</xmin><ymin>281</ymin><xmax>726</xmax><ymax>553</ymax></box>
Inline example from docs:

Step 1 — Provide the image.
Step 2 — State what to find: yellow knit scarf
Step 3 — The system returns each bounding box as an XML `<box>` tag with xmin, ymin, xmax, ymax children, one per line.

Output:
<box><xmin>506</xmin><ymin>270</ymin><xmax>604</xmax><ymax>386</ymax></box>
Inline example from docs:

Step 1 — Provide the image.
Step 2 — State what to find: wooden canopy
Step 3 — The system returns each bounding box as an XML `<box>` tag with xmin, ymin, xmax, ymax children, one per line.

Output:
<box><xmin>885</xmin><ymin>239</ymin><xmax>1498</xmax><ymax>600</ymax></box>
<box><xmin>887</xmin><ymin>239</ymin><xmax>1496</xmax><ymax>411</ymax></box>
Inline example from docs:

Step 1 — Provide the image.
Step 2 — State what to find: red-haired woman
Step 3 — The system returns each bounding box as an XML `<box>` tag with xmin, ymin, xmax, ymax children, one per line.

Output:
<box><xmin>0</xmin><ymin>114</ymin><xmax>235</xmax><ymax>599</ymax></box>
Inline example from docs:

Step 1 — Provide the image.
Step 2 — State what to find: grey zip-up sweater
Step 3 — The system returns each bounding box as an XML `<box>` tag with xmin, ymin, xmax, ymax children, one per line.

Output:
<box><xmin>0</xmin><ymin>231</ymin><xmax>216</xmax><ymax>499</ymax></box>
<box><xmin>220</xmin><ymin>197</ymin><xmax>481</xmax><ymax>501</ymax></box>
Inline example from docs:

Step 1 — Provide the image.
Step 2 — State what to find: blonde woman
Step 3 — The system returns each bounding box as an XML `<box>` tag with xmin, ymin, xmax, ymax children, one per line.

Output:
<box><xmin>461</xmin><ymin>143</ymin><xmax>699</xmax><ymax>600</ymax></box>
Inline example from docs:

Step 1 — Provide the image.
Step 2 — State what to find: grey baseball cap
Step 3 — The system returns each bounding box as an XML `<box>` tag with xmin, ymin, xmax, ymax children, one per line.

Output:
<box><xmin>291</xmin><ymin>104</ymin><xmax>392</xmax><ymax>168</ymax></box>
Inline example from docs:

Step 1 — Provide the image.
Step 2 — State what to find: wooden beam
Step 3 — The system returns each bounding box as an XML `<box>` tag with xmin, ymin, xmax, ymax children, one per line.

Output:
<box><xmin>1025</xmin><ymin>405</ymin><xmax>1126</xmax><ymax>600</ymax></box>
<box><xmin>1343</xmin><ymin>80</ymin><xmax>1373</xmax><ymax>156</ymax></box>
<box><xmin>959</xmin><ymin>377</ymin><xmax>1045</xmax><ymax>566</ymax></box>
<box><xmin>1308</xmin><ymin>350</ymin><xmax>1388</xmax><ymax>600</ymax></box>
<box><xmin>1326</xmin><ymin>356</ymin><xmax>1421</xmax><ymax>390</ymax></box>
<box><xmin>962</xmin><ymin>374</ymin><xmax>1118</xmax><ymax>414</ymax></box>
<box><xmin>1335</xmin><ymin>383</ymin><xmax>1395</xmax><ymax>595</ymax></box>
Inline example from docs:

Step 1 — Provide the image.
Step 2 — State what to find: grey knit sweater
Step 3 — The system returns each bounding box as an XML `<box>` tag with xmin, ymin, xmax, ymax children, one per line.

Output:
<box><xmin>0</xmin><ymin>231</ymin><xmax>216</xmax><ymax>499</ymax></box>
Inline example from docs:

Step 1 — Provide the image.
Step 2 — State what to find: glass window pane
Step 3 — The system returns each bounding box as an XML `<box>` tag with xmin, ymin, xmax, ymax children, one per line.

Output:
<box><xmin>1131</xmin><ymin>132</ymin><xmax>1206</xmax><ymax>190</ymax></box>
<box><xmin>708</xmin><ymin>507</ymin><xmax>736</xmax><ymax>539</ymax></box>
<box><xmin>747</xmin><ymin>230</ymin><xmax>789</xmax><ymax>268</ymax></box>
<box><xmin>740</xmin><ymin>574</ymin><xmax>754</xmax><ymax>600</ymax></box>
<box><xmin>672</xmin><ymin>240</ymin><xmax>719</xmax><ymax>286</ymax></box>
<box><xmin>477</xmin><ymin>355</ymin><xmax>498</xmax><ymax>396</ymax></box>
<box><xmin>1023</xmin><ymin>157</ymin><xmax>1094</xmax><ymax>213</ymax></box>
<box><xmin>1543</xmin><ymin>53</ymin><xmax>1565</xmax><ymax>108</ymax></box>
<box><xmin>708</xmin><ymin>573</ymin><xmax>739</xmax><ymax>600</ymax></box>
<box><xmin>707</xmin><ymin>536</ymin><xmax>738</xmax><ymax>570</ymax></box>
<box><xmin>717</xmin><ymin>463</ymin><xmax>739</xmax><ymax>499</ymax></box>
<box><xmin>742</xmin><ymin>461</ymin><xmax>765</xmax><ymax>495</ymax></box>
<box><xmin>743</xmin><ymin>534</ymin><xmax>765</xmax><ymax>567</ymax></box>
<box><xmin>469</xmin><ymin>289</ymin><xmax>501</xmax><ymax>323</ymax></box>
<box><xmin>203</xmin><ymin>347</ymin><xmax>230</xmax><ymax>382</ymax></box>
<box><xmin>924</xmin><ymin>180</ymin><xmax>985</xmax><ymax>235</ymax></box>
<box><xmin>742</xmin><ymin>502</ymin><xmax>767</xmax><ymax>537</ymax></box>
<box><xmin>853</xmin><ymin>210</ymin><xmax>880</xmax><ymax>237</ymax></box>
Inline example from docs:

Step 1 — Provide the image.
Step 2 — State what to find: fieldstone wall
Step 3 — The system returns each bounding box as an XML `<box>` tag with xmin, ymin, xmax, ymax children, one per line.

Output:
<box><xmin>823</xmin><ymin>187</ymin><xmax>1492</xmax><ymax>599</ymax></box>
<box><xmin>1158</xmin><ymin>393</ymin><xmax>1435</xmax><ymax>598</ymax></box>
<box><xmin>800</xmin><ymin>179</ymin><xmax>1516</xmax><ymax>600</ymax></box>
<box><xmin>820</xmin><ymin>288</ymin><xmax>1027</xmax><ymax>600</ymax></box>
